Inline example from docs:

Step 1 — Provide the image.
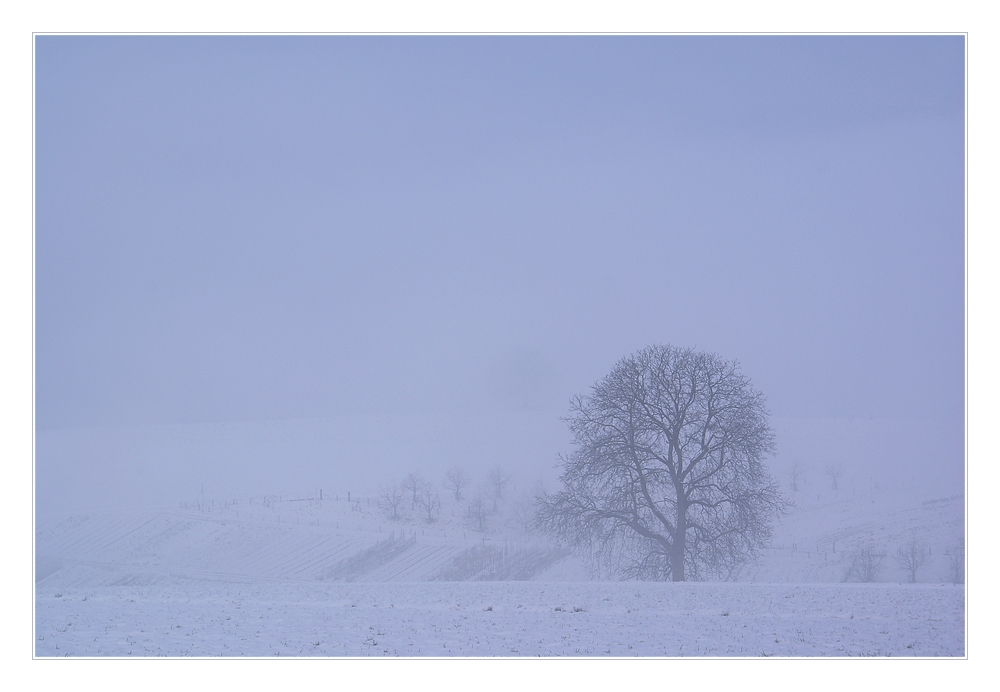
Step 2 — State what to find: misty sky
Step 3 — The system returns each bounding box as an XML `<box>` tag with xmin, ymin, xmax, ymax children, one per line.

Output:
<box><xmin>35</xmin><ymin>36</ymin><xmax>965</xmax><ymax>510</ymax></box>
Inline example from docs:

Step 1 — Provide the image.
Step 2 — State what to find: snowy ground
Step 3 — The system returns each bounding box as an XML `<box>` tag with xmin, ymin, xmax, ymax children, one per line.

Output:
<box><xmin>36</xmin><ymin>575</ymin><xmax>963</xmax><ymax>657</ymax></box>
<box><xmin>35</xmin><ymin>483</ymin><xmax>966</xmax><ymax>657</ymax></box>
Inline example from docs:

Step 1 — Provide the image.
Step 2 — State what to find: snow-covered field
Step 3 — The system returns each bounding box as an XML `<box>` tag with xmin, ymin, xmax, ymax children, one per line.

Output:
<box><xmin>35</xmin><ymin>484</ymin><xmax>966</xmax><ymax>657</ymax></box>
<box><xmin>36</xmin><ymin>575</ymin><xmax>962</xmax><ymax>657</ymax></box>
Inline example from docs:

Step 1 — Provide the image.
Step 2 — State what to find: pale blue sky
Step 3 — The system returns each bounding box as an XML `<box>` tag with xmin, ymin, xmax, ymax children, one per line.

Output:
<box><xmin>34</xmin><ymin>36</ymin><xmax>964</xmax><ymax>509</ymax></box>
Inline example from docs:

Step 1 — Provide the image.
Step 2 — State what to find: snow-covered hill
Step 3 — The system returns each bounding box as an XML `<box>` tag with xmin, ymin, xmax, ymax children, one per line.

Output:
<box><xmin>749</xmin><ymin>487</ymin><xmax>964</xmax><ymax>584</ymax></box>
<box><xmin>36</xmin><ymin>480</ymin><xmax>964</xmax><ymax>587</ymax></box>
<box><xmin>34</xmin><ymin>483</ymin><xmax>965</xmax><ymax>657</ymax></box>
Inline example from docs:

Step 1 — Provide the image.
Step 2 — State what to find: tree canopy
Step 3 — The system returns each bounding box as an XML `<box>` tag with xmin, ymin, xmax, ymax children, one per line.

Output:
<box><xmin>537</xmin><ymin>345</ymin><xmax>786</xmax><ymax>581</ymax></box>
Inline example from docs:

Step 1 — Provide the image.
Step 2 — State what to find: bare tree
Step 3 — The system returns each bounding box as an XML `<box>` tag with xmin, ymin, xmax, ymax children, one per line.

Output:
<box><xmin>444</xmin><ymin>467</ymin><xmax>470</xmax><ymax>501</ymax></box>
<box><xmin>948</xmin><ymin>536</ymin><xmax>965</xmax><ymax>585</ymax></box>
<box><xmin>484</xmin><ymin>466</ymin><xmax>513</xmax><ymax>512</ymax></box>
<box><xmin>894</xmin><ymin>538</ymin><xmax>928</xmax><ymax>583</ymax></box>
<box><xmin>845</xmin><ymin>542</ymin><xmax>885</xmax><ymax>582</ymax></box>
<box><xmin>418</xmin><ymin>486</ymin><xmax>441</xmax><ymax>523</ymax></box>
<box><xmin>468</xmin><ymin>492</ymin><xmax>489</xmax><ymax>532</ymax></box>
<box><xmin>536</xmin><ymin>345</ymin><xmax>787</xmax><ymax>582</ymax></box>
<box><xmin>511</xmin><ymin>491</ymin><xmax>538</xmax><ymax>534</ymax></box>
<box><xmin>824</xmin><ymin>464</ymin><xmax>844</xmax><ymax>492</ymax></box>
<box><xmin>789</xmin><ymin>460</ymin><xmax>805</xmax><ymax>492</ymax></box>
<box><xmin>379</xmin><ymin>483</ymin><xmax>404</xmax><ymax>520</ymax></box>
<box><xmin>401</xmin><ymin>472</ymin><xmax>424</xmax><ymax>511</ymax></box>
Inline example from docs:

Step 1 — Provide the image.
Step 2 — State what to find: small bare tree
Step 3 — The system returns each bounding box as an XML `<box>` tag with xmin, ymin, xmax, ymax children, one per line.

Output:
<box><xmin>484</xmin><ymin>466</ymin><xmax>513</xmax><ymax>512</ymax></box>
<box><xmin>948</xmin><ymin>536</ymin><xmax>965</xmax><ymax>585</ymax></box>
<box><xmin>845</xmin><ymin>542</ymin><xmax>885</xmax><ymax>582</ymax></box>
<box><xmin>511</xmin><ymin>491</ymin><xmax>538</xmax><ymax>534</ymax></box>
<box><xmin>444</xmin><ymin>467</ymin><xmax>470</xmax><ymax>501</ymax></box>
<box><xmin>894</xmin><ymin>538</ymin><xmax>928</xmax><ymax>583</ymax></box>
<box><xmin>468</xmin><ymin>492</ymin><xmax>489</xmax><ymax>532</ymax></box>
<box><xmin>789</xmin><ymin>460</ymin><xmax>805</xmax><ymax>492</ymax></box>
<box><xmin>379</xmin><ymin>483</ymin><xmax>405</xmax><ymax>520</ymax></box>
<box><xmin>401</xmin><ymin>472</ymin><xmax>424</xmax><ymax>510</ymax></box>
<box><xmin>418</xmin><ymin>486</ymin><xmax>440</xmax><ymax>523</ymax></box>
<box><xmin>825</xmin><ymin>464</ymin><xmax>844</xmax><ymax>492</ymax></box>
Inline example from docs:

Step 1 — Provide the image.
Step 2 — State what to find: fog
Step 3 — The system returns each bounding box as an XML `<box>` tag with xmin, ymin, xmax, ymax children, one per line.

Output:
<box><xmin>35</xmin><ymin>36</ymin><xmax>964</xmax><ymax>517</ymax></box>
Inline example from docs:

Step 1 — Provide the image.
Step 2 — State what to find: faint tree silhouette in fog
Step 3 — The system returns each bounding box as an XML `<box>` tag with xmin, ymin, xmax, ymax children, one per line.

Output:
<box><xmin>789</xmin><ymin>460</ymin><xmax>805</xmax><ymax>492</ymax></box>
<box><xmin>444</xmin><ymin>467</ymin><xmax>470</xmax><ymax>501</ymax></box>
<box><xmin>537</xmin><ymin>344</ymin><xmax>787</xmax><ymax>582</ymax></box>
<box><xmin>418</xmin><ymin>486</ymin><xmax>440</xmax><ymax>523</ymax></box>
<box><xmin>379</xmin><ymin>483</ymin><xmax>405</xmax><ymax>520</ymax></box>
<box><xmin>894</xmin><ymin>537</ymin><xmax>928</xmax><ymax>583</ymax></box>
<box><xmin>844</xmin><ymin>542</ymin><xmax>885</xmax><ymax>582</ymax></box>
<box><xmin>484</xmin><ymin>466</ymin><xmax>513</xmax><ymax>512</ymax></box>
<box><xmin>402</xmin><ymin>472</ymin><xmax>424</xmax><ymax>510</ymax></box>
<box><xmin>948</xmin><ymin>535</ymin><xmax>965</xmax><ymax>585</ymax></box>
<box><xmin>468</xmin><ymin>492</ymin><xmax>489</xmax><ymax>532</ymax></box>
<box><xmin>511</xmin><ymin>491</ymin><xmax>538</xmax><ymax>534</ymax></box>
<box><xmin>824</xmin><ymin>464</ymin><xmax>844</xmax><ymax>492</ymax></box>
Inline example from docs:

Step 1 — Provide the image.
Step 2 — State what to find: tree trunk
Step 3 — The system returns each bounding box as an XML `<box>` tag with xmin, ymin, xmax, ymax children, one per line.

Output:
<box><xmin>671</xmin><ymin>493</ymin><xmax>687</xmax><ymax>581</ymax></box>
<box><xmin>670</xmin><ymin>540</ymin><xmax>685</xmax><ymax>581</ymax></box>
<box><xmin>671</xmin><ymin>516</ymin><xmax>687</xmax><ymax>581</ymax></box>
